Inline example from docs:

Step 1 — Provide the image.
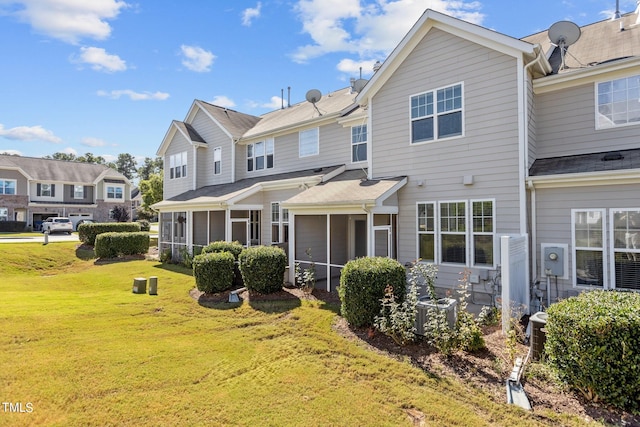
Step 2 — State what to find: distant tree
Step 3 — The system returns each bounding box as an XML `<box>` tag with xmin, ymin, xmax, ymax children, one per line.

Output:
<box><xmin>115</xmin><ymin>153</ymin><xmax>137</xmax><ymax>180</ymax></box>
<box><xmin>110</xmin><ymin>205</ymin><xmax>130</xmax><ymax>222</ymax></box>
<box><xmin>137</xmin><ymin>156</ymin><xmax>163</xmax><ymax>181</ymax></box>
<box><xmin>139</xmin><ymin>173</ymin><xmax>163</xmax><ymax>210</ymax></box>
<box><xmin>45</xmin><ymin>152</ymin><xmax>77</xmax><ymax>161</ymax></box>
<box><xmin>76</xmin><ymin>152</ymin><xmax>107</xmax><ymax>164</ymax></box>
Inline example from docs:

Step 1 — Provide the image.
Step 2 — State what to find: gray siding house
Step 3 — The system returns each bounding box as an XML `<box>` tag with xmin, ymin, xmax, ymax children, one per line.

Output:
<box><xmin>154</xmin><ymin>7</ymin><xmax>640</xmax><ymax>306</ymax></box>
<box><xmin>0</xmin><ymin>155</ymin><xmax>132</xmax><ymax>230</ymax></box>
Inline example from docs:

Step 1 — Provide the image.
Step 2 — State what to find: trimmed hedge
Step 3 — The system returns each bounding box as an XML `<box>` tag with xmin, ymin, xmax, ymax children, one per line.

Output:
<box><xmin>546</xmin><ymin>290</ymin><xmax>640</xmax><ymax>411</ymax></box>
<box><xmin>339</xmin><ymin>257</ymin><xmax>406</xmax><ymax>328</ymax></box>
<box><xmin>79</xmin><ymin>222</ymin><xmax>141</xmax><ymax>245</ymax></box>
<box><xmin>0</xmin><ymin>221</ymin><xmax>27</xmax><ymax>232</ymax></box>
<box><xmin>202</xmin><ymin>241</ymin><xmax>243</xmax><ymax>260</ymax></box>
<box><xmin>193</xmin><ymin>252</ymin><xmax>235</xmax><ymax>294</ymax></box>
<box><xmin>238</xmin><ymin>246</ymin><xmax>286</xmax><ymax>294</ymax></box>
<box><xmin>94</xmin><ymin>232</ymin><xmax>149</xmax><ymax>259</ymax></box>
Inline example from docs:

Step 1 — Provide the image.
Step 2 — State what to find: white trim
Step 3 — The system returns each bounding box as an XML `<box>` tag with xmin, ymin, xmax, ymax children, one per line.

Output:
<box><xmin>470</xmin><ymin>198</ymin><xmax>497</xmax><ymax>269</ymax></box>
<box><xmin>527</xmin><ymin>170</ymin><xmax>640</xmax><ymax>189</ymax></box>
<box><xmin>594</xmin><ymin>73</ymin><xmax>640</xmax><ymax>131</ymax></box>
<box><xmin>408</xmin><ymin>82</ymin><xmax>465</xmax><ymax>145</ymax></box>
<box><xmin>438</xmin><ymin>200</ymin><xmax>468</xmax><ymax>267</ymax></box>
<box><xmin>416</xmin><ymin>201</ymin><xmax>437</xmax><ymax>263</ymax></box>
<box><xmin>213</xmin><ymin>146</ymin><xmax>222</xmax><ymax>175</ymax></box>
<box><xmin>0</xmin><ymin>178</ymin><xmax>17</xmax><ymax>195</ymax></box>
<box><xmin>571</xmin><ymin>209</ymin><xmax>605</xmax><ymax>288</ymax></box>
<box><xmin>609</xmin><ymin>207</ymin><xmax>640</xmax><ymax>290</ymax></box>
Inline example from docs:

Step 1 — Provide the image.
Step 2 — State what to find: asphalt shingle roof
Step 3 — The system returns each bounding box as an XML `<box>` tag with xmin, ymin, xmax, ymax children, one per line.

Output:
<box><xmin>0</xmin><ymin>155</ymin><xmax>128</xmax><ymax>182</ymax></box>
<box><xmin>196</xmin><ymin>102</ymin><xmax>262</xmax><ymax>139</ymax></box>
<box><xmin>529</xmin><ymin>148</ymin><xmax>640</xmax><ymax>176</ymax></box>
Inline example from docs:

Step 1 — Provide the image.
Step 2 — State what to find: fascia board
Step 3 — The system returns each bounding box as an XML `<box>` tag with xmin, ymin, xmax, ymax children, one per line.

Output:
<box><xmin>192</xmin><ymin>100</ymin><xmax>234</xmax><ymax>140</ymax></box>
<box><xmin>528</xmin><ymin>169</ymin><xmax>640</xmax><ymax>188</ymax></box>
<box><xmin>375</xmin><ymin>177</ymin><xmax>408</xmax><ymax>205</ymax></box>
<box><xmin>0</xmin><ymin>165</ymin><xmax>32</xmax><ymax>181</ymax></box>
<box><xmin>156</xmin><ymin>123</ymin><xmax>179</xmax><ymax>156</ymax></box>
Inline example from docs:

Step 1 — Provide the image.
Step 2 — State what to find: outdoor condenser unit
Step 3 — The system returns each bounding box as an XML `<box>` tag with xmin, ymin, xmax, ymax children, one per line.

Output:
<box><xmin>529</xmin><ymin>311</ymin><xmax>548</xmax><ymax>361</ymax></box>
<box><xmin>414</xmin><ymin>297</ymin><xmax>457</xmax><ymax>336</ymax></box>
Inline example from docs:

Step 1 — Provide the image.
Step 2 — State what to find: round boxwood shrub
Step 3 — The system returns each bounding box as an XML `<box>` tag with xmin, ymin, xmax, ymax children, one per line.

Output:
<box><xmin>546</xmin><ymin>290</ymin><xmax>640</xmax><ymax>411</ymax></box>
<box><xmin>94</xmin><ymin>231</ymin><xmax>149</xmax><ymax>259</ymax></box>
<box><xmin>339</xmin><ymin>257</ymin><xmax>406</xmax><ymax>328</ymax></box>
<box><xmin>193</xmin><ymin>252</ymin><xmax>235</xmax><ymax>294</ymax></box>
<box><xmin>238</xmin><ymin>246</ymin><xmax>286</xmax><ymax>294</ymax></box>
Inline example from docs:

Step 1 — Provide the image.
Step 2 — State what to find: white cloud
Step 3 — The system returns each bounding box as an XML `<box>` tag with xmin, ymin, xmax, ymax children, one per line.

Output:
<box><xmin>0</xmin><ymin>123</ymin><xmax>62</xmax><ymax>143</ymax></box>
<box><xmin>102</xmin><ymin>154</ymin><xmax>117</xmax><ymax>163</ymax></box>
<box><xmin>180</xmin><ymin>45</ymin><xmax>215</xmax><ymax>72</ymax></box>
<box><xmin>242</xmin><ymin>2</ymin><xmax>262</xmax><ymax>26</ymax></box>
<box><xmin>291</xmin><ymin>0</ymin><xmax>484</xmax><ymax>63</ymax></box>
<box><xmin>0</xmin><ymin>149</ymin><xmax>23</xmax><ymax>156</ymax></box>
<box><xmin>1</xmin><ymin>0</ymin><xmax>129</xmax><ymax>44</ymax></box>
<box><xmin>336</xmin><ymin>58</ymin><xmax>377</xmax><ymax>75</ymax></box>
<box><xmin>81</xmin><ymin>137</ymin><xmax>110</xmax><ymax>147</ymax></box>
<box><xmin>61</xmin><ymin>146</ymin><xmax>78</xmax><ymax>155</ymax></box>
<box><xmin>210</xmin><ymin>95</ymin><xmax>236</xmax><ymax>108</ymax></box>
<box><xmin>97</xmin><ymin>89</ymin><xmax>170</xmax><ymax>101</ymax></box>
<box><xmin>74</xmin><ymin>46</ymin><xmax>127</xmax><ymax>72</ymax></box>
<box><xmin>262</xmin><ymin>96</ymin><xmax>285</xmax><ymax>110</ymax></box>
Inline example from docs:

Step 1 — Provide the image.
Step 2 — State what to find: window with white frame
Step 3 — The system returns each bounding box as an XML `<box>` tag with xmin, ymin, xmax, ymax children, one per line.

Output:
<box><xmin>74</xmin><ymin>185</ymin><xmax>84</xmax><ymax>199</ymax></box>
<box><xmin>0</xmin><ymin>208</ymin><xmax>8</xmax><ymax>221</ymax></box>
<box><xmin>351</xmin><ymin>125</ymin><xmax>367</xmax><ymax>162</ymax></box>
<box><xmin>417</xmin><ymin>202</ymin><xmax>435</xmax><ymax>262</ymax></box>
<box><xmin>38</xmin><ymin>183</ymin><xmax>54</xmax><ymax>197</ymax></box>
<box><xmin>572</xmin><ymin>209</ymin><xmax>605</xmax><ymax>287</ymax></box>
<box><xmin>299</xmin><ymin>127</ymin><xmax>319</xmax><ymax>157</ymax></box>
<box><xmin>213</xmin><ymin>147</ymin><xmax>221</xmax><ymax>175</ymax></box>
<box><xmin>411</xmin><ymin>83</ymin><xmax>463</xmax><ymax>143</ymax></box>
<box><xmin>472</xmin><ymin>200</ymin><xmax>494</xmax><ymax>266</ymax></box>
<box><xmin>612</xmin><ymin>209</ymin><xmax>640</xmax><ymax>290</ymax></box>
<box><xmin>271</xmin><ymin>202</ymin><xmax>290</xmax><ymax>243</ymax></box>
<box><xmin>596</xmin><ymin>74</ymin><xmax>640</xmax><ymax>129</ymax></box>
<box><xmin>169</xmin><ymin>152</ymin><xmax>187</xmax><ymax>179</ymax></box>
<box><xmin>247</xmin><ymin>139</ymin><xmax>274</xmax><ymax>172</ymax></box>
<box><xmin>106</xmin><ymin>185</ymin><xmax>123</xmax><ymax>200</ymax></box>
<box><xmin>0</xmin><ymin>179</ymin><xmax>16</xmax><ymax>195</ymax></box>
<box><xmin>417</xmin><ymin>199</ymin><xmax>494</xmax><ymax>266</ymax></box>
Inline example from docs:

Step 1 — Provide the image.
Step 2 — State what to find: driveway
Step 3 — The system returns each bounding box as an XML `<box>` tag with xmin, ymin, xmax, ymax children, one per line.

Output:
<box><xmin>0</xmin><ymin>233</ymin><xmax>80</xmax><ymax>244</ymax></box>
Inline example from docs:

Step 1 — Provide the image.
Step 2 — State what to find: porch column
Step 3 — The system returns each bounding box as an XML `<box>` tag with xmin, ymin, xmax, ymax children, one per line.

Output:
<box><xmin>224</xmin><ymin>209</ymin><xmax>231</xmax><ymax>241</ymax></box>
<box><xmin>366</xmin><ymin>210</ymin><xmax>373</xmax><ymax>256</ymax></box>
<box><xmin>187</xmin><ymin>210</ymin><xmax>193</xmax><ymax>252</ymax></box>
<box><xmin>326</xmin><ymin>214</ymin><xmax>331</xmax><ymax>292</ymax></box>
<box><xmin>289</xmin><ymin>213</ymin><xmax>296</xmax><ymax>284</ymax></box>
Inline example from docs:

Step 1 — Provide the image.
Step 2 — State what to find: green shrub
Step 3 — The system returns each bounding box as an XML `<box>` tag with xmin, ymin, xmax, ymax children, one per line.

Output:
<box><xmin>94</xmin><ymin>232</ymin><xmax>149</xmax><ymax>259</ymax></box>
<box><xmin>136</xmin><ymin>220</ymin><xmax>150</xmax><ymax>232</ymax></box>
<box><xmin>238</xmin><ymin>246</ymin><xmax>286</xmax><ymax>294</ymax></box>
<box><xmin>202</xmin><ymin>241</ymin><xmax>243</xmax><ymax>260</ymax></box>
<box><xmin>339</xmin><ymin>257</ymin><xmax>406</xmax><ymax>328</ymax></box>
<box><xmin>546</xmin><ymin>290</ymin><xmax>640</xmax><ymax>411</ymax></box>
<box><xmin>0</xmin><ymin>221</ymin><xmax>27</xmax><ymax>232</ymax></box>
<box><xmin>79</xmin><ymin>222</ymin><xmax>141</xmax><ymax>245</ymax></box>
<box><xmin>193</xmin><ymin>252</ymin><xmax>235</xmax><ymax>294</ymax></box>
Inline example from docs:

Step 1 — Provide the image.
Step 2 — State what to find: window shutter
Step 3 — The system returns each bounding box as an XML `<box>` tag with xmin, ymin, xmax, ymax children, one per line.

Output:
<box><xmin>70</xmin><ymin>186</ymin><xmax>74</xmax><ymax>197</ymax></box>
<box><xmin>37</xmin><ymin>183</ymin><xmax>41</xmax><ymax>196</ymax></box>
<box><xmin>83</xmin><ymin>186</ymin><xmax>86</xmax><ymax>198</ymax></box>
<box><xmin>51</xmin><ymin>184</ymin><xmax>55</xmax><ymax>197</ymax></box>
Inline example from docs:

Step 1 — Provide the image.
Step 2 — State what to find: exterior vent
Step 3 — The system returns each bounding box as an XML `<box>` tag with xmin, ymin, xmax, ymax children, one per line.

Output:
<box><xmin>602</xmin><ymin>151</ymin><xmax>623</xmax><ymax>161</ymax></box>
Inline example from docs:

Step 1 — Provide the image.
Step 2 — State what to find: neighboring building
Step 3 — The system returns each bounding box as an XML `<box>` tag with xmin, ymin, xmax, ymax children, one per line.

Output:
<box><xmin>154</xmin><ymin>6</ymin><xmax>640</xmax><ymax>307</ymax></box>
<box><xmin>0</xmin><ymin>155</ymin><xmax>132</xmax><ymax>230</ymax></box>
<box><xmin>131</xmin><ymin>187</ymin><xmax>142</xmax><ymax>220</ymax></box>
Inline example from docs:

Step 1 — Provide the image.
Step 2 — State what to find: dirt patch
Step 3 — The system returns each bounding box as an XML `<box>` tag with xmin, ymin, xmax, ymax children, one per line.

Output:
<box><xmin>190</xmin><ymin>285</ymin><xmax>341</xmax><ymax>305</ymax></box>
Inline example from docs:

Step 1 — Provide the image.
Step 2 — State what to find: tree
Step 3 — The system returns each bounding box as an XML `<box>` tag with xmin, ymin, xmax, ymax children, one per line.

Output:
<box><xmin>76</xmin><ymin>153</ymin><xmax>107</xmax><ymax>164</ymax></box>
<box><xmin>45</xmin><ymin>152</ymin><xmax>77</xmax><ymax>161</ymax></box>
<box><xmin>139</xmin><ymin>173</ymin><xmax>163</xmax><ymax>210</ymax></box>
<box><xmin>137</xmin><ymin>157</ymin><xmax>163</xmax><ymax>181</ymax></box>
<box><xmin>115</xmin><ymin>153</ymin><xmax>137</xmax><ymax>180</ymax></box>
<box><xmin>110</xmin><ymin>205</ymin><xmax>130</xmax><ymax>222</ymax></box>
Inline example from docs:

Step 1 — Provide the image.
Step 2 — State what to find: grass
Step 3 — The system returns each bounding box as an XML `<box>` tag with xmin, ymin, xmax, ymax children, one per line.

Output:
<box><xmin>0</xmin><ymin>242</ymin><xmax>589</xmax><ymax>426</ymax></box>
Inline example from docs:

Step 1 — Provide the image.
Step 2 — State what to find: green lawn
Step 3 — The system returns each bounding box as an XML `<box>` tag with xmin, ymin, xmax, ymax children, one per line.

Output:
<box><xmin>0</xmin><ymin>242</ymin><xmax>586</xmax><ymax>426</ymax></box>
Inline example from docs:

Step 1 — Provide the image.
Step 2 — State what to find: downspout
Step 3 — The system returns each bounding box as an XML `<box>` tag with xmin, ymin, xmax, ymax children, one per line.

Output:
<box><xmin>527</xmin><ymin>180</ymin><xmax>537</xmax><ymax>283</ymax></box>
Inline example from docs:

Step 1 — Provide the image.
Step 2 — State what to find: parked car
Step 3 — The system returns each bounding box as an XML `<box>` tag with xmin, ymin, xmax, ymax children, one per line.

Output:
<box><xmin>41</xmin><ymin>217</ymin><xmax>73</xmax><ymax>234</ymax></box>
<box><xmin>76</xmin><ymin>219</ymin><xmax>95</xmax><ymax>230</ymax></box>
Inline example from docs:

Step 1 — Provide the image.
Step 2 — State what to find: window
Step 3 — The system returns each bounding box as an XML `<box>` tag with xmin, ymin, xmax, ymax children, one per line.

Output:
<box><xmin>411</xmin><ymin>83</ymin><xmax>463</xmax><ymax>143</ymax></box>
<box><xmin>38</xmin><ymin>183</ymin><xmax>54</xmax><ymax>197</ymax></box>
<box><xmin>612</xmin><ymin>209</ymin><xmax>640</xmax><ymax>290</ymax></box>
<box><xmin>107</xmin><ymin>186</ymin><xmax>123</xmax><ymax>200</ymax></box>
<box><xmin>0</xmin><ymin>208</ymin><xmax>7</xmax><ymax>221</ymax></box>
<box><xmin>572</xmin><ymin>210</ymin><xmax>605</xmax><ymax>287</ymax></box>
<box><xmin>169</xmin><ymin>152</ymin><xmax>187</xmax><ymax>179</ymax></box>
<box><xmin>417</xmin><ymin>199</ymin><xmax>494</xmax><ymax>267</ymax></box>
<box><xmin>271</xmin><ymin>202</ymin><xmax>290</xmax><ymax>243</ymax></box>
<box><xmin>351</xmin><ymin>125</ymin><xmax>367</xmax><ymax>162</ymax></box>
<box><xmin>417</xmin><ymin>202</ymin><xmax>435</xmax><ymax>262</ymax></box>
<box><xmin>213</xmin><ymin>147</ymin><xmax>221</xmax><ymax>175</ymax></box>
<box><xmin>247</xmin><ymin>139</ymin><xmax>274</xmax><ymax>172</ymax></box>
<box><xmin>299</xmin><ymin>128</ymin><xmax>319</xmax><ymax>157</ymax></box>
<box><xmin>472</xmin><ymin>200</ymin><xmax>494</xmax><ymax>266</ymax></box>
<box><xmin>0</xmin><ymin>179</ymin><xmax>16</xmax><ymax>195</ymax></box>
<box><xmin>597</xmin><ymin>74</ymin><xmax>640</xmax><ymax>129</ymax></box>
<box><xmin>74</xmin><ymin>185</ymin><xmax>84</xmax><ymax>199</ymax></box>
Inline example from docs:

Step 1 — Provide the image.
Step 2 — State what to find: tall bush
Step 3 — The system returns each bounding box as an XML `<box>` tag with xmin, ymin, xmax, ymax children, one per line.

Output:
<box><xmin>94</xmin><ymin>232</ymin><xmax>149</xmax><ymax>259</ymax></box>
<box><xmin>238</xmin><ymin>246</ymin><xmax>286</xmax><ymax>294</ymax></box>
<box><xmin>193</xmin><ymin>252</ymin><xmax>235</xmax><ymax>294</ymax></box>
<box><xmin>339</xmin><ymin>257</ymin><xmax>406</xmax><ymax>328</ymax></box>
<box><xmin>203</xmin><ymin>241</ymin><xmax>244</xmax><ymax>285</ymax></box>
<box><xmin>546</xmin><ymin>290</ymin><xmax>640</xmax><ymax>411</ymax></box>
<box><xmin>79</xmin><ymin>222</ymin><xmax>141</xmax><ymax>245</ymax></box>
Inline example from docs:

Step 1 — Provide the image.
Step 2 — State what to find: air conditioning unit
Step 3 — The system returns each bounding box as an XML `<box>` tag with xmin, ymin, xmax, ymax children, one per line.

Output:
<box><xmin>529</xmin><ymin>311</ymin><xmax>548</xmax><ymax>361</ymax></box>
<box><xmin>415</xmin><ymin>297</ymin><xmax>457</xmax><ymax>335</ymax></box>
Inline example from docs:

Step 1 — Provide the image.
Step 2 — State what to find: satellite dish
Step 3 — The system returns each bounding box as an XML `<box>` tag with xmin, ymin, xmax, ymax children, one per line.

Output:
<box><xmin>305</xmin><ymin>89</ymin><xmax>322</xmax><ymax>104</ymax></box>
<box><xmin>548</xmin><ymin>21</ymin><xmax>581</xmax><ymax>47</ymax></box>
<box><xmin>353</xmin><ymin>79</ymin><xmax>367</xmax><ymax>93</ymax></box>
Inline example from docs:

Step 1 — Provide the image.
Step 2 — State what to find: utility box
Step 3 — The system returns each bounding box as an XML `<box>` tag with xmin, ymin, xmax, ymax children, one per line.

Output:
<box><xmin>529</xmin><ymin>311</ymin><xmax>548</xmax><ymax>361</ymax></box>
<box><xmin>132</xmin><ymin>277</ymin><xmax>147</xmax><ymax>294</ymax></box>
<box><xmin>415</xmin><ymin>297</ymin><xmax>457</xmax><ymax>335</ymax></box>
<box><xmin>148</xmin><ymin>276</ymin><xmax>158</xmax><ymax>295</ymax></box>
<box><xmin>543</xmin><ymin>246</ymin><xmax>564</xmax><ymax>277</ymax></box>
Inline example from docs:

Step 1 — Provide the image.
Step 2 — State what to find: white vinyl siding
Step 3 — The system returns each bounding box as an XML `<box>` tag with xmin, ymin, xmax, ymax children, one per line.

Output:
<box><xmin>596</xmin><ymin>74</ymin><xmax>640</xmax><ymax>129</ymax></box>
<box><xmin>299</xmin><ymin>128</ymin><xmax>319</xmax><ymax>157</ymax></box>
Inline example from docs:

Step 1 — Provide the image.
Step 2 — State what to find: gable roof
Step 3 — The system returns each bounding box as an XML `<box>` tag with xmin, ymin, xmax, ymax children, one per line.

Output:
<box><xmin>522</xmin><ymin>10</ymin><xmax>640</xmax><ymax>75</ymax></box>
<box><xmin>174</xmin><ymin>121</ymin><xmax>206</xmax><ymax>144</ymax></box>
<box><xmin>241</xmin><ymin>87</ymin><xmax>359</xmax><ymax>141</ymax></box>
<box><xmin>357</xmin><ymin>8</ymin><xmax>547</xmax><ymax>105</ymax></box>
<box><xmin>0</xmin><ymin>155</ymin><xmax>129</xmax><ymax>184</ymax></box>
<box><xmin>195</xmin><ymin>101</ymin><xmax>261</xmax><ymax>139</ymax></box>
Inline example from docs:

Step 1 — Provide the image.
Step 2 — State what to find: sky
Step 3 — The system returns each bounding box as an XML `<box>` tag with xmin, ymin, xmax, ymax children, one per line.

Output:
<box><xmin>0</xmin><ymin>0</ymin><xmax>636</xmax><ymax>164</ymax></box>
